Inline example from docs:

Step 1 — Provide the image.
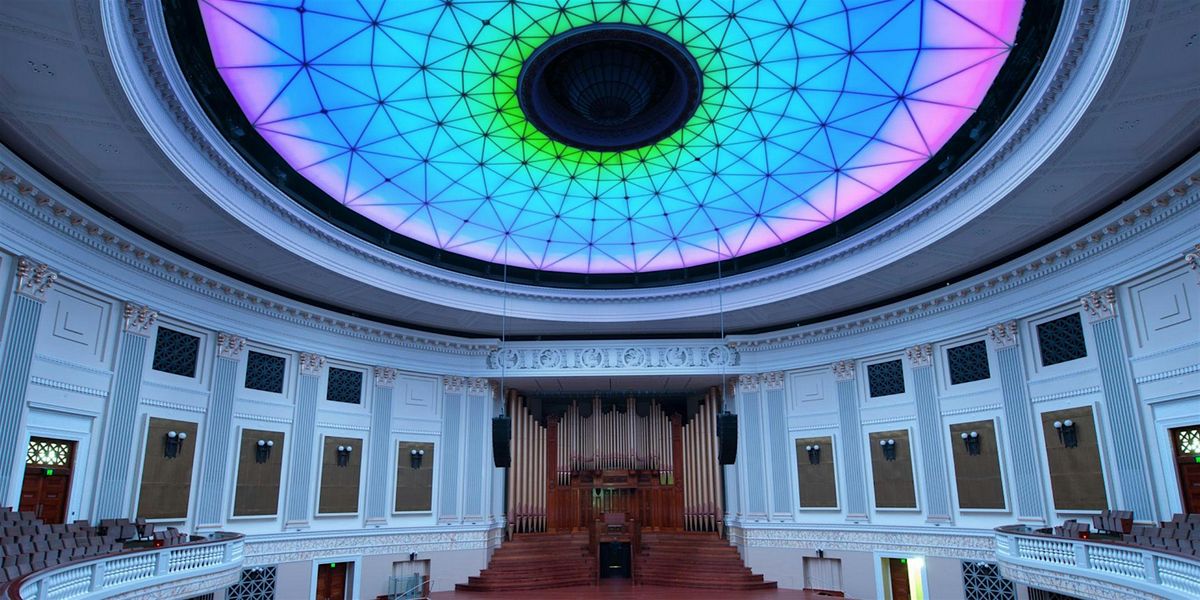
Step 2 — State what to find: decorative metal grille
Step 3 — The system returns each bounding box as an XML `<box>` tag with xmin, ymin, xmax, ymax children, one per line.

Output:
<box><xmin>26</xmin><ymin>438</ymin><xmax>71</xmax><ymax>467</ymax></box>
<box><xmin>245</xmin><ymin>351</ymin><xmax>286</xmax><ymax>393</ymax></box>
<box><xmin>327</xmin><ymin>367</ymin><xmax>363</xmax><ymax>405</ymax></box>
<box><xmin>1027</xmin><ymin>589</ymin><xmax>1081</xmax><ymax>600</ymax></box>
<box><xmin>226</xmin><ymin>566</ymin><xmax>275</xmax><ymax>600</ymax></box>
<box><xmin>947</xmin><ymin>341</ymin><xmax>990</xmax><ymax>385</ymax></box>
<box><xmin>867</xmin><ymin>360</ymin><xmax>904</xmax><ymax>397</ymax></box>
<box><xmin>151</xmin><ymin>326</ymin><xmax>201</xmax><ymax>378</ymax></box>
<box><xmin>1036</xmin><ymin>313</ymin><xmax>1087</xmax><ymax>366</ymax></box>
<box><xmin>962</xmin><ymin>561</ymin><xmax>1015</xmax><ymax>600</ymax></box>
<box><xmin>1177</xmin><ymin>428</ymin><xmax>1200</xmax><ymax>456</ymax></box>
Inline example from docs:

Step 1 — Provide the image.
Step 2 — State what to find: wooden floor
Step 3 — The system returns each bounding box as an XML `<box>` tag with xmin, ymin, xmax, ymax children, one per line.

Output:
<box><xmin>433</xmin><ymin>580</ymin><xmax>836</xmax><ymax>599</ymax></box>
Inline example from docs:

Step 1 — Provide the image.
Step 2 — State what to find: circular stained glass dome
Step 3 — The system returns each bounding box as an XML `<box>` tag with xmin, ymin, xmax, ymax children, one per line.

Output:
<box><xmin>190</xmin><ymin>0</ymin><xmax>1025</xmax><ymax>278</ymax></box>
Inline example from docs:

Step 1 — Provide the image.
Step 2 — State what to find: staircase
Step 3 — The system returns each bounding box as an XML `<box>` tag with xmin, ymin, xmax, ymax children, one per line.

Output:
<box><xmin>455</xmin><ymin>532</ymin><xmax>596</xmax><ymax>592</ymax></box>
<box><xmin>636</xmin><ymin>531</ymin><xmax>777</xmax><ymax>590</ymax></box>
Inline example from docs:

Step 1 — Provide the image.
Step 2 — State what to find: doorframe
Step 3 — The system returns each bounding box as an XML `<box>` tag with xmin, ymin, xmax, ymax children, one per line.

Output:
<box><xmin>1154</xmin><ymin>413</ymin><xmax>1200</xmax><ymax>517</ymax></box>
<box><xmin>1167</xmin><ymin>423</ymin><xmax>1200</xmax><ymax>514</ymax></box>
<box><xmin>872</xmin><ymin>551</ymin><xmax>928</xmax><ymax>600</ymax></box>
<box><xmin>308</xmin><ymin>555</ymin><xmax>362</xmax><ymax>600</ymax></box>
<box><xmin>18</xmin><ymin>406</ymin><xmax>96</xmax><ymax>523</ymax></box>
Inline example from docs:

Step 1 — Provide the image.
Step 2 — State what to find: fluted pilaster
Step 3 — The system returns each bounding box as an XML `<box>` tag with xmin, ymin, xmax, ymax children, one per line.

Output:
<box><xmin>907</xmin><ymin>344</ymin><xmax>953</xmax><ymax>523</ymax></box>
<box><xmin>195</xmin><ymin>333</ymin><xmax>244</xmax><ymax>528</ymax></box>
<box><xmin>365</xmin><ymin>366</ymin><xmax>396</xmax><ymax>524</ymax></box>
<box><xmin>833</xmin><ymin>360</ymin><xmax>869</xmax><ymax>521</ymax></box>
<box><xmin>990</xmin><ymin>321</ymin><xmax>1047</xmax><ymax>522</ymax></box>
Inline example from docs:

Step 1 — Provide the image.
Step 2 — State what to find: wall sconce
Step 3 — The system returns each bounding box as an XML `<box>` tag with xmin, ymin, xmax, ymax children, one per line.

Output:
<box><xmin>336</xmin><ymin>444</ymin><xmax>353</xmax><ymax>467</ymax></box>
<box><xmin>255</xmin><ymin>439</ymin><xmax>274</xmax><ymax>464</ymax></box>
<box><xmin>164</xmin><ymin>430</ymin><xmax>187</xmax><ymax>459</ymax></box>
<box><xmin>409</xmin><ymin>552</ymin><xmax>418</xmax><ymax>561</ymax></box>
<box><xmin>805</xmin><ymin>444</ymin><xmax>821</xmax><ymax>465</ymax></box>
<box><xmin>961</xmin><ymin>431</ymin><xmax>981</xmax><ymax>456</ymax></box>
<box><xmin>1053</xmin><ymin>420</ymin><xmax>1078</xmax><ymax>448</ymax></box>
<box><xmin>879</xmin><ymin>438</ymin><xmax>896</xmax><ymax>461</ymax></box>
<box><xmin>409</xmin><ymin>448</ymin><xmax>426</xmax><ymax>469</ymax></box>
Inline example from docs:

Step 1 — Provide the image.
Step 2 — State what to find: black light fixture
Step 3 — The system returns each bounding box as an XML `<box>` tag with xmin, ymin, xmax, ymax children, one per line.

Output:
<box><xmin>409</xmin><ymin>552</ymin><xmax>418</xmax><ymax>561</ymax></box>
<box><xmin>336</xmin><ymin>444</ymin><xmax>353</xmax><ymax>467</ymax></box>
<box><xmin>805</xmin><ymin>444</ymin><xmax>821</xmax><ymax>465</ymax></box>
<box><xmin>961</xmin><ymin>431</ymin><xmax>981</xmax><ymax>456</ymax></box>
<box><xmin>164</xmin><ymin>430</ymin><xmax>187</xmax><ymax>459</ymax></box>
<box><xmin>879</xmin><ymin>438</ymin><xmax>897</xmax><ymax>461</ymax></box>
<box><xmin>409</xmin><ymin>447</ymin><xmax>426</xmax><ymax>469</ymax></box>
<box><xmin>255</xmin><ymin>439</ymin><xmax>274</xmax><ymax>464</ymax></box>
<box><xmin>1053</xmin><ymin>420</ymin><xmax>1078</xmax><ymax>448</ymax></box>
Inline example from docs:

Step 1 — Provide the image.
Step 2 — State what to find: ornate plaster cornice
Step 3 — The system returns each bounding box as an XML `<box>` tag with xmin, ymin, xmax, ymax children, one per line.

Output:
<box><xmin>215</xmin><ymin>332</ymin><xmax>245</xmax><ymax>359</ymax></box>
<box><xmin>443</xmin><ymin>376</ymin><xmax>490</xmax><ymax>395</ymax></box>
<box><xmin>727</xmin><ymin>525</ymin><xmax>994</xmax><ymax>561</ymax></box>
<box><xmin>1080</xmin><ymin>287</ymin><xmax>1117</xmax><ymax>323</ymax></box>
<box><xmin>905</xmin><ymin>344</ymin><xmax>933</xmax><ymax>368</ymax></box>
<box><xmin>486</xmin><ymin>343</ymin><xmax>737</xmax><ymax>371</ymax></box>
<box><xmin>122</xmin><ymin>302</ymin><xmax>158</xmax><ymax>335</ymax></box>
<box><xmin>298</xmin><ymin>352</ymin><xmax>325</xmax><ymax>376</ymax></box>
<box><xmin>0</xmin><ymin>163</ymin><xmax>493</xmax><ymax>356</ymax></box>
<box><xmin>13</xmin><ymin>257</ymin><xmax>57</xmax><ymax>301</ymax></box>
<box><xmin>242</xmin><ymin>526</ymin><xmax>500</xmax><ymax>567</ymax></box>
<box><xmin>996</xmin><ymin>561</ymin><xmax>1157</xmax><ymax>600</ymax></box>
<box><xmin>373</xmin><ymin>366</ymin><xmax>397</xmax><ymax>388</ymax></box>
<box><xmin>988</xmin><ymin>321</ymin><xmax>1019</xmax><ymax>349</ymax></box>
<box><xmin>734</xmin><ymin>172</ymin><xmax>1199</xmax><ymax>351</ymax></box>
<box><xmin>831</xmin><ymin>360</ymin><xmax>856</xmax><ymax>382</ymax></box>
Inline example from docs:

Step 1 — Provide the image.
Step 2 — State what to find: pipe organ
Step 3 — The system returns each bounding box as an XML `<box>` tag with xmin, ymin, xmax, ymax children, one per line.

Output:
<box><xmin>506</xmin><ymin>389</ymin><xmax>723</xmax><ymax>535</ymax></box>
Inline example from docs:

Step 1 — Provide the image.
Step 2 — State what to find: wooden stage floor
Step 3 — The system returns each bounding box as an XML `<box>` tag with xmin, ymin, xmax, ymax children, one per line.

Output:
<box><xmin>431</xmin><ymin>580</ymin><xmax>838</xmax><ymax>599</ymax></box>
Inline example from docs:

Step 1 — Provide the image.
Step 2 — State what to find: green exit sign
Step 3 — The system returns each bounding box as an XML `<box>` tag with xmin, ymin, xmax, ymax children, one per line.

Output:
<box><xmin>44</xmin><ymin>469</ymin><xmax>54</xmax><ymax>476</ymax></box>
<box><xmin>1194</xmin><ymin>456</ymin><xmax>1199</xmax><ymax>464</ymax></box>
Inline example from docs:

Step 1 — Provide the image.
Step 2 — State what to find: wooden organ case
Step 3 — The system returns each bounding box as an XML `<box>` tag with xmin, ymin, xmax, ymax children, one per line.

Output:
<box><xmin>505</xmin><ymin>389</ymin><xmax>724</xmax><ymax>537</ymax></box>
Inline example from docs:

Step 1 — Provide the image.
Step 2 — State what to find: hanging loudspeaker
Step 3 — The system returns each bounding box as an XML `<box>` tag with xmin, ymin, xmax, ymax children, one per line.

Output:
<box><xmin>492</xmin><ymin>416</ymin><xmax>511</xmax><ymax>468</ymax></box>
<box><xmin>717</xmin><ymin>412</ymin><xmax>737</xmax><ymax>465</ymax></box>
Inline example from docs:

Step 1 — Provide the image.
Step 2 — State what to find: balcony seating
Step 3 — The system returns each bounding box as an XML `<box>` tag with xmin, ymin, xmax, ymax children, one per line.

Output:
<box><xmin>0</xmin><ymin>508</ymin><xmax>190</xmax><ymax>585</ymax></box>
<box><xmin>1091</xmin><ymin>509</ymin><xmax>1133</xmax><ymax>534</ymax></box>
<box><xmin>1052</xmin><ymin>519</ymin><xmax>1090</xmax><ymax>538</ymax></box>
<box><xmin>1122</xmin><ymin>513</ymin><xmax>1200</xmax><ymax>556</ymax></box>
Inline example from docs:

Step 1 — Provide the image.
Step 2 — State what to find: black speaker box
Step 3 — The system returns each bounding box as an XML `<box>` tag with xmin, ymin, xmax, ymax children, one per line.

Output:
<box><xmin>492</xmin><ymin>416</ymin><xmax>511</xmax><ymax>468</ymax></box>
<box><xmin>717</xmin><ymin>412</ymin><xmax>737</xmax><ymax>465</ymax></box>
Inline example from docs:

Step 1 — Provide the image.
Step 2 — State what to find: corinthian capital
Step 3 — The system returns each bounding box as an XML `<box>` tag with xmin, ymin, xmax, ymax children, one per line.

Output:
<box><xmin>299</xmin><ymin>352</ymin><xmax>325</xmax><ymax>376</ymax></box>
<box><xmin>14</xmin><ymin>257</ymin><xmax>58</xmax><ymax>301</ymax></box>
<box><xmin>1185</xmin><ymin>244</ymin><xmax>1199</xmax><ymax>284</ymax></box>
<box><xmin>373</xmin><ymin>366</ymin><xmax>397</xmax><ymax>388</ymax></box>
<box><xmin>216</xmin><ymin>333</ymin><xmax>246</xmax><ymax>359</ymax></box>
<box><xmin>905</xmin><ymin>344</ymin><xmax>933</xmax><ymax>368</ymax></box>
<box><xmin>988</xmin><ymin>321</ymin><xmax>1018</xmax><ymax>349</ymax></box>
<box><xmin>1080</xmin><ymin>288</ymin><xmax>1116</xmax><ymax>323</ymax></box>
<box><xmin>122</xmin><ymin>302</ymin><xmax>158</xmax><ymax>335</ymax></box>
<box><xmin>831</xmin><ymin>360</ymin><xmax>856</xmax><ymax>382</ymax></box>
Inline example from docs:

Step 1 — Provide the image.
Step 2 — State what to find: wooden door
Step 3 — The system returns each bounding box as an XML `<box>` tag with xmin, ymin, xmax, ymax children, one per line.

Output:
<box><xmin>1172</xmin><ymin>427</ymin><xmax>1200</xmax><ymax>514</ymax></box>
<box><xmin>18</xmin><ymin>438</ymin><xmax>75</xmax><ymax>524</ymax></box>
<box><xmin>887</xmin><ymin>558</ymin><xmax>910</xmax><ymax>600</ymax></box>
<box><xmin>315</xmin><ymin>562</ymin><xmax>348</xmax><ymax>600</ymax></box>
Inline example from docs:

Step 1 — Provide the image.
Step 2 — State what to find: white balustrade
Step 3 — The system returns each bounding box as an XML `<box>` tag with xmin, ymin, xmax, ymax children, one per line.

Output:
<box><xmin>995</xmin><ymin>527</ymin><xmax>1200</xmax><ymax>600</ymax></box>
<box><xmin>6</xmin><ymin>535</ymin><xmax>243</xmax><ymax>600</ymax></box>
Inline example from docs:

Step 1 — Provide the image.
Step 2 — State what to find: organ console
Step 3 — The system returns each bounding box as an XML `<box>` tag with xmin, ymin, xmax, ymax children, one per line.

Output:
<box><xmin>505</xmin><ymin>388</ymin><xmax>724</xmax><ymax>537</ymax></box>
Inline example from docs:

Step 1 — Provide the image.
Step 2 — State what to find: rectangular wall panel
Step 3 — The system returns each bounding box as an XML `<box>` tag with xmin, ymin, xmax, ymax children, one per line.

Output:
<box><xmin>948</xmin><ymin>421</ymin><xmax>1005</xmax><ymax>510</ymax></box>
<box><xmin>233</xmin><ymin>429</ymin><xmax>284</xmax><ymax>517</ymax></box>
<box><xmin>137</xmin><ymin>417</ymin><xmax>199</xmax><ymax>520</ymax></box>
<box><xmin>317</xmin><ymin>436</ymin><xmax>362</xmax><ymax>515</ymax></box>
<box><xmin>795</xmin><ymin>436</ymin><xmax>837</xmax><ymax>508</ymax></box>
<box><xmin>1041</xmin><ymin>406</ymin><xmax>1107</xmax><ymax>511</ymax></box>
<box><xmin>868</xmin><ymin>429</ymin><xmax>917</xmax><ymax>509</ymax></box>
<box><xmin>395</xmin><ymin>441</ymin><xmax>434</xmax><ymax>512</ymax></box>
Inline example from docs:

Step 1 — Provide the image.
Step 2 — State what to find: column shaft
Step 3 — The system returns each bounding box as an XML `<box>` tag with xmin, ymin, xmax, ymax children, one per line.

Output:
<box><xmin>365</xmin><ymin>370</ymin><xmax>395</xmax><ymax>524</ymax></box>
<box><xmin>910</xmin><ymin>350</ymin><xmax>953</xmax><ymax>523</ymax></box>
<box><xmin>195</xmin><ymin>353</ymin><xmax>239</xmax><ymax>527</ymax></box>
<box><xmin>0</xmin><ymin>294</ymin><xmax>45</xmax><ymax>500</ymax></box>
<box><xmin>992</xmin><ymin>323</ymin><xmax>1047</xmax><ymax>522</ymax></box>
<box><xmin>284</xmin><ymin>369</ymin><xmax>320</xmax><ymax>527</ymax></box>
<box><xmin>836</xmin><ymin>376</ymin><xmax>870</xmax><ymax>520</ymax></box>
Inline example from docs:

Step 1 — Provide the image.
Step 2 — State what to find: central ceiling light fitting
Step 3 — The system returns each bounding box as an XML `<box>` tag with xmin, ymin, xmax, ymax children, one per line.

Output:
<box><xmin>518</xmin><ymin>24</ymin><xmax>703</xmax><ymax>152</ymax></box>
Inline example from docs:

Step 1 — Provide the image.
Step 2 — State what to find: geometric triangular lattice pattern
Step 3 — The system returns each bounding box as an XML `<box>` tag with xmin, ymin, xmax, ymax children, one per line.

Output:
<box><xmin>962</xmin><ymin>561</ymin><xmax>1015</xmax><ymax>600</ymax></box>
<box><xmin>226</xmin><ymin>566</ymin><xmax>276</xmax><ymax>600</ymax></box>
<box><xmin>200</xmin><ymin>0</ymin><xmax>1022</xmax><ymax>274</ymax></box>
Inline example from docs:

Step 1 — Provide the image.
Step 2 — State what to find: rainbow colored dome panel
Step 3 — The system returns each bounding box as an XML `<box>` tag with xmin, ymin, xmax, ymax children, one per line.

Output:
<box><xmin>198</xmin><ymin>0</ymin><xmax>1023</xmax><ymax>274</ymax></box>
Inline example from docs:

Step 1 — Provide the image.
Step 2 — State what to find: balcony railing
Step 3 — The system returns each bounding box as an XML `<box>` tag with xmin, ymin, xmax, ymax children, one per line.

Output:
<box><xmin>3</xmin><ymin>532</ymin><xmax>244</xmax><ymax>600</ymax></box>
<box><xmin>994</xmin><ymin>525</ymin><xmax>1200</xmax><ymax>600</ymax></box>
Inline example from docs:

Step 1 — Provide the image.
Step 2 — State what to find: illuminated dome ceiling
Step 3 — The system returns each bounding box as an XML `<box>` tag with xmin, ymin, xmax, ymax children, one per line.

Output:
<box><xmin>190</xmin><ymin>0</ymin><xmax>1026</xmax><ymax>280</ymax></box>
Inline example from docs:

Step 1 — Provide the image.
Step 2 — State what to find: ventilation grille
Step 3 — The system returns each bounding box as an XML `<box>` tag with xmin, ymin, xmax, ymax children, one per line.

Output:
<box><xmin>327</xmin><ymin>367</ymin><xmax>363</xmax><ymax>404</ymax></box>
<box><xmin>1036</xmin><ymin>313</ymin><xmax>1087</xmax><ymax>366</ymax></box>
<box><xmin>962</xmin><ymin>561</ymin><xmax>1015</xmax><ymax>600</ymax></box>
<box><xmin>245</xmin><ymin>351</ymin><xmax>286</xmax><ymax>393</ymax></box>
<box><xmin>947</xmin><ymin>341</ymin><xmax>990</xmax><ymax>385</ymax></box>
<box><xmin>151</xmin><ymin>327</ymin><xmax>200</xmax><ymax>378</ymax></box>
<box><xmin>867</xmin><ymin>360</ymin><xmax>904</xmax><ymax>397</ymax></box>
<box><xmin>226</xmin><ymin>566</ymin><xmax>276</xmax><ymax>600</ymax></box>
